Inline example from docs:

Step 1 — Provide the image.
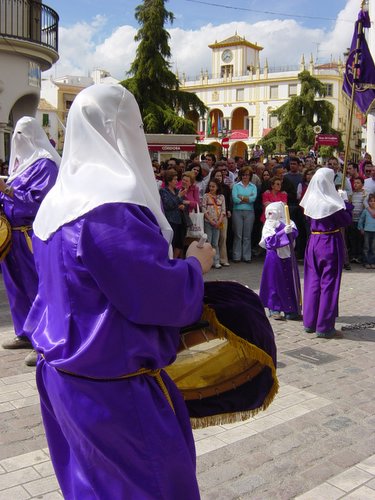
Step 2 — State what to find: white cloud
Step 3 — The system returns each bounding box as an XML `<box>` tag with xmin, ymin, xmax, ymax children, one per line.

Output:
<box><xmin>319</xmin><ymin>0</ymin><xmax>358</xmax><ymax>61</ymax></box>
<box><xmin>45</xmin><ymin>0</ymin><xmax>359</xmax><ymax>81</ymax></box>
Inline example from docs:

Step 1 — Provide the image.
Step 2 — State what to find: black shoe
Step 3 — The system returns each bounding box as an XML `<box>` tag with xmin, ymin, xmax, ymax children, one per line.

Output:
<box><xmin>304</xmin><ymin>327</ymin><xmax>315</xmax><ymax>333</ymax></box>
<box><xmin>285</xmin><ymin>313</ymin><xmax>302</xmax><ymax>321</ymax></box>
<box><xmin>343</xmin><ymin>264</ymin><xmax>351</xmax><ymax>270</ymax></box>
<box><xmin>2</xmin><ymin>336</ymin><xmax>32</xmax><ymax>349</ymax></box>
<box><xmin>316</xmin><ymin>329</ymin><xmax>343</xmax><ymax>339</ymax></box>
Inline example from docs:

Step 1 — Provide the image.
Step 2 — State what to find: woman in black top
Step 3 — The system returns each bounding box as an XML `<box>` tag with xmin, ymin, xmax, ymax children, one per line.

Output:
<box><xmin>160</xmin><ymin>170</ymin><xmax>189</xmax><ymax>258</ymax></box>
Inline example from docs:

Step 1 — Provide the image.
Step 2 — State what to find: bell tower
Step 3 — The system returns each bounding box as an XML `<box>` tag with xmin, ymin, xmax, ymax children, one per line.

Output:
<box><xmin>209</xmin><ymin>35</ymin><xmax>263</xmax><ymax>78</ymax></box>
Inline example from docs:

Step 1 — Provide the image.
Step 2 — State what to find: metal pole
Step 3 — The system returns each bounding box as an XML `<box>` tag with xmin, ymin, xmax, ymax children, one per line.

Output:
<box><xmin>342</xmin><ymin>15</ymin><xmax>363</xmax><ymax>190</ymax></box>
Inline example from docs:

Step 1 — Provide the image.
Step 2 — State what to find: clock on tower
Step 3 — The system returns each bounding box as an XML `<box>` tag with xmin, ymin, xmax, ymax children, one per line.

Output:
<box><xmin>221</xmin><ymin>49</ymin><xmax>233</xmax><ymax>63</ymax></box>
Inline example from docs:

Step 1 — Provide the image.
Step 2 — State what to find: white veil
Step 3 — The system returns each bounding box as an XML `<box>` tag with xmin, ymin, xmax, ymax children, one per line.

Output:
<box><xmin>299</xmin><ymin>167</ymin><xmax>345</xmax><ymax>219</ymax></box>
<box><xmin>33</xmin><ymin>84</ymin><xmax>173</xmax><ymax>245</ymax></box>
<box><xmin>8</xmin><ymin>116</ymin><xmax>61</xmax><ymax>183</ymax></box>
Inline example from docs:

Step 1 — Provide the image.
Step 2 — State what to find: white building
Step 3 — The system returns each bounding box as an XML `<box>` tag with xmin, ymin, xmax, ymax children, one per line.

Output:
<box><xmin>0</xmin><ymin>0</ymin><xmax>59</xmax><ymax>160</ymax></box>
<box><xmin>181</xmin><ymin>35</ymin><xmax>363</xmax><ymax>160</ymax></box>
<box><xmin>36</xmin><ymin>70</ymin><xmax>120</xmax><ymax>152</ymax></box>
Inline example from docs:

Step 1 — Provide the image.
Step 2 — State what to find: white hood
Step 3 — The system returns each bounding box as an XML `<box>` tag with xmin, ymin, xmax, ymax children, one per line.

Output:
<box><xmin>33</xmin><ymin>84</ymin><xmax>173</xmax><ymax>245</ymax></box>
<box><xmin>8</xmin><ymin>116</ymin><xmax>61</xmax><ymax>183</ymax></box>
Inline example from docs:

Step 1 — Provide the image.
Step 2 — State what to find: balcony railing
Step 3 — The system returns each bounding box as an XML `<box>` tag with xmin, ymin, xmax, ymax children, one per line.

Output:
<box><xmin>0</xmin><ymin>0</ymin><xmax>58</xmax><ymax>52</ymax></box>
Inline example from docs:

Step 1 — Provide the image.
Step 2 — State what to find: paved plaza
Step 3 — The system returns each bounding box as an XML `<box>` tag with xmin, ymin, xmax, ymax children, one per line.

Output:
<box><xmin>0</xmin><ymin>259</ymin><xmax>375</xmax><ymax>499</ymax></box>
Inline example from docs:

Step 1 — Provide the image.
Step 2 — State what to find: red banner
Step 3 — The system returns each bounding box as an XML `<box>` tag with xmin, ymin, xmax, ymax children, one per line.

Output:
<box><xmin>316</xmin><ymin>134</ymin><xmax>339</xmax><ymax>146</ymax></box>
<box><xmin>147</xmin><ymin>144</ymin><xmax>196</xmax><ymax>152</ymax></box>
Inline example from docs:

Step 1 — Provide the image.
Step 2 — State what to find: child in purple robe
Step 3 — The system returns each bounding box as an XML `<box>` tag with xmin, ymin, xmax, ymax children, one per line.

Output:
<box><xmin>26</xmin><ymin>84</ymin><xmax>214</xmax><ymax>499</ymax></box>
<box><xmin>259</xmin><ymin>201</ymin><xmax>301</xmax><ymax>321</ymax></box>
<box><xmin>0</xmin><ymin>117</ymin><xmax>60</xmax><ymax>366</ymax></box>
<box><xmin>300</xmin><ymin>167</ymin><xmax>353</xmax><ymax>338</ymax></box>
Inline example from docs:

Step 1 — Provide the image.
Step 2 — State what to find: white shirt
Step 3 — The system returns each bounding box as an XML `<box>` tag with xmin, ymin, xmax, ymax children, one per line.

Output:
<box><xmin>364</xmin><ymin>177</ymin><xmax>375</xmax><ymax>195</ymax></box>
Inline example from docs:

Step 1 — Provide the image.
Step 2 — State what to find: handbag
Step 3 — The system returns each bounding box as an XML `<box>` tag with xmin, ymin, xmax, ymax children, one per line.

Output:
<box><xmin>0</xmin><ymin>212</ymin><xmax>12</xmax><ymax>261</ymax></box>
<box><xmin>185</xmin><ymin>205</ymin><xmax>204</xmax><ymax>239</ymax></box>
<box><xmin>181</xmin><ymin>207</ymin><xmax>193</xmax><ymax>228</ymax></box>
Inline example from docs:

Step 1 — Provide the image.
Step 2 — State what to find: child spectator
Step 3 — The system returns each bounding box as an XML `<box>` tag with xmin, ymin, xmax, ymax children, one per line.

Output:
<box><xmin>348</xmin><ymin>178</ymin><xmax>366</xmax><ymax>264</ymax></box>
<box><xmin>358</xmin><ymin>193</ymin><xmax>375</xmax><ymax>269</ymax></box>
<box><xmin>202</xmin><ymin>179</ymin><xmax>226</xmax><ymax>269</ymax></box>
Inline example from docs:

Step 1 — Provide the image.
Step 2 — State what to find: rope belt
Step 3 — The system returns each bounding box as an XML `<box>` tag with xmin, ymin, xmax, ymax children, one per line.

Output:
<box><xmin>311</xmin><ymin>229</ymin><xmax>340</xmax><ymax>235</ymax></box>
<box><xmin>54</xmin><ymin>364</ymin><xmax>175</xmax><ymax>413</ymax></box>
<box><xmin>12</xmin><ymin>225</ymin><xmax>33</xmax><ymax>253</ymax></box>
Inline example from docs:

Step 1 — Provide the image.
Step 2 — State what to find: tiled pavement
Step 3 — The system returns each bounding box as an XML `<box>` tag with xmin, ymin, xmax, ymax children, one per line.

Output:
<box><xmin>1</xmin><ymin>260</ymin><xmax>375</xmax><ymax>499</ymax></box>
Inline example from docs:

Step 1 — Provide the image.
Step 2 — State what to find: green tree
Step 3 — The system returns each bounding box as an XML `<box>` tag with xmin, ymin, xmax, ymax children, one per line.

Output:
<box><xmin>121</xmin><ymin>0</ymin><xmax>206</xmax><ymax>134</ymax></box>
<box><xmin>260</xmin><ymin>71</ymin><xmax>342</xmax><ymax>155</ymax></box>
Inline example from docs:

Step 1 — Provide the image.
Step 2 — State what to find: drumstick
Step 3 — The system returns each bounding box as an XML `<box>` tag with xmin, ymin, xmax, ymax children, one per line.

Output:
<box><xmin>197</xmin><ymin>233</ymin><xmax>208</xmax><ymax>248</ymax></box>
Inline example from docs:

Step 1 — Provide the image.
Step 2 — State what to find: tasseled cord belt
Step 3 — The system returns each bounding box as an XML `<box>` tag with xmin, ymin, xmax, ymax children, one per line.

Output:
<box><xmin>50</xmin><ymin>362</ymin><xmax>175</xmax><ymax>413</ymax></box>
<box><xmin>12</xmin><ymin>225</ymin><xmax>33</xmax><ymax>253</ymax></box>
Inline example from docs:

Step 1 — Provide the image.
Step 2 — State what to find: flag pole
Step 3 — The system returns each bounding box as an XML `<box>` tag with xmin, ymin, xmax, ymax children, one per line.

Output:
<box><xmin>284</xmin><ymin>205</ymin><xmax>302</xmax><ymax>316</ymax></box>
<box><xmin>342</xmin><ymin>2</ymin><xmax>365</xmax><ymax>190</ymax></box>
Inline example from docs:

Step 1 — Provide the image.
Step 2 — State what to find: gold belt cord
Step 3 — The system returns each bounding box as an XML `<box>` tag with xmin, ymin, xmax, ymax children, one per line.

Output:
<box><xmin>311</xmin><ymin>229</ymin><xmax>340</xmax><ymax>235</ymax></box>
<box><xmin>53</xmin><ymin>364</ymin><xmax>175</xmax><ymax>414</ymax></box>
<box><xmin>12</xmin><ymin>225</ymin><xmax>33</xmax><ymax>253</ymax></box>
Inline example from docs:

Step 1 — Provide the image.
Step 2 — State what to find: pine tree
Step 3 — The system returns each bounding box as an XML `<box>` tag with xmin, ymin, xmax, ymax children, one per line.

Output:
<box><xmin>121</xmin><ymin>0</ymin><xmax>206</xmax><ymax>134</ymax></box>
<box><xmin>260</xmin><ymin>71</ymin><xmax>342</xmax><ymax>154</ymax></box>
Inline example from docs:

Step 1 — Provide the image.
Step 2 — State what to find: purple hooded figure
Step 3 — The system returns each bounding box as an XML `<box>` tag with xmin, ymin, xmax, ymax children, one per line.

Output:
<box><xmin>25</xmin><ymin>84</ymin><xmax>214</xmax><ymax>499</ymax></box>
<box><xmin>259</xmin><ymin>201</ymin><xmax>301</xmax><ymax>321</ymax></box>
<box><xmin>300</xmin><ymin>168</ymin><xmax>353</xmax><ymax>338</ymax></box>
<box><xmin>1</xmin><ymin>116</ymin><xmax>60</xmax><ymax>365</ymax></box>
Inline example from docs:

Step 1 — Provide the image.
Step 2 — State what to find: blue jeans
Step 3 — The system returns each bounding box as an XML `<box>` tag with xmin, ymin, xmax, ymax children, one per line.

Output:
<box><xmin>204</xmin><ymin>222</ymin><xmax>220</xmax><ymax>265</ymax></box>
<box><xmin>363</xmin><ymin>231</ymin><xmax>375</xmax><ymax>265</ymax></box>
<box><xmin>232</xmin><ymin>210</ymin><xmax>255</xmax><ymax>261</ymax></box>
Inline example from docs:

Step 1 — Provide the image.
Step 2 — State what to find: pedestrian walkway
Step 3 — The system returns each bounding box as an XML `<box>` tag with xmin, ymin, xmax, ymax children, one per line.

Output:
<box><xmin>296</xmin><ymin>455</ymin><xmax>375</xmax><ymax>499</ymax></box>
<box><xmin>1</xmin><ymin>260</ymin><xmax>374</xmax><ymax>499</ymax></box>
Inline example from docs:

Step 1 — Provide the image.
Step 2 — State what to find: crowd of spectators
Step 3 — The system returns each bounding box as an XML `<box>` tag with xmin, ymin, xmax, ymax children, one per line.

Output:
<box><xmin>0</xmin><ymin>159</ymin><xmax>9</xmax><ymax>177</ymax></box>
<box><xmin>156</xmin><ymin>149</ymin><xmax>375</xmax><ymax>270</ymax></box>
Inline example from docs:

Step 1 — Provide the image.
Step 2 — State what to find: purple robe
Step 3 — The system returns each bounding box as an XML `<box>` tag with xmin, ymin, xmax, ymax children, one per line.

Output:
<box><xmin>259</xmin><ymin>223</ymin><xmax>299</xmax><ymax>314</ymax></box>
<box><xmin>303</xmin><ymin>204</ymin><xmax>353</xmax><ymax>333</ymax></box>
<box><xmin>25</xmin><ymin>203</ymin><xmax>203</xmax><ymax>500</ymax></box>
<box><xmin>0</xmin><ymin>159</ymin><xmax>58</xmax><ymax>338</ymax></box>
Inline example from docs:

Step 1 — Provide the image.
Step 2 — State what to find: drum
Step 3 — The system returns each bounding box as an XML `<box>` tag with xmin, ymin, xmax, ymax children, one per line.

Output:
<box><xmin>0</xmin><ymin>212</ymin><xmax>11</xmax><ymax>261</ymax></box>
<box><xmin>166</xmin><ymin>281</ymin><xmax>279</xmax><ymax>429</ymax></box>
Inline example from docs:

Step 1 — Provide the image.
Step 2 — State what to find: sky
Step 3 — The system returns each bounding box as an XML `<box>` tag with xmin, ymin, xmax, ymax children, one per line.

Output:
<box><xmin>43</xmin><ymin>0</ymin><xmax>361</xmax><ymax>81</ymax></box>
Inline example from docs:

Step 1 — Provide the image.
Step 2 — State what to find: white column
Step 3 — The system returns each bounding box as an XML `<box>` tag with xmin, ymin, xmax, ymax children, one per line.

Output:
<box><xmin>367</xmin><ymin>113</ymin><xmax>375</xmax><ymax>158</ymax></box>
